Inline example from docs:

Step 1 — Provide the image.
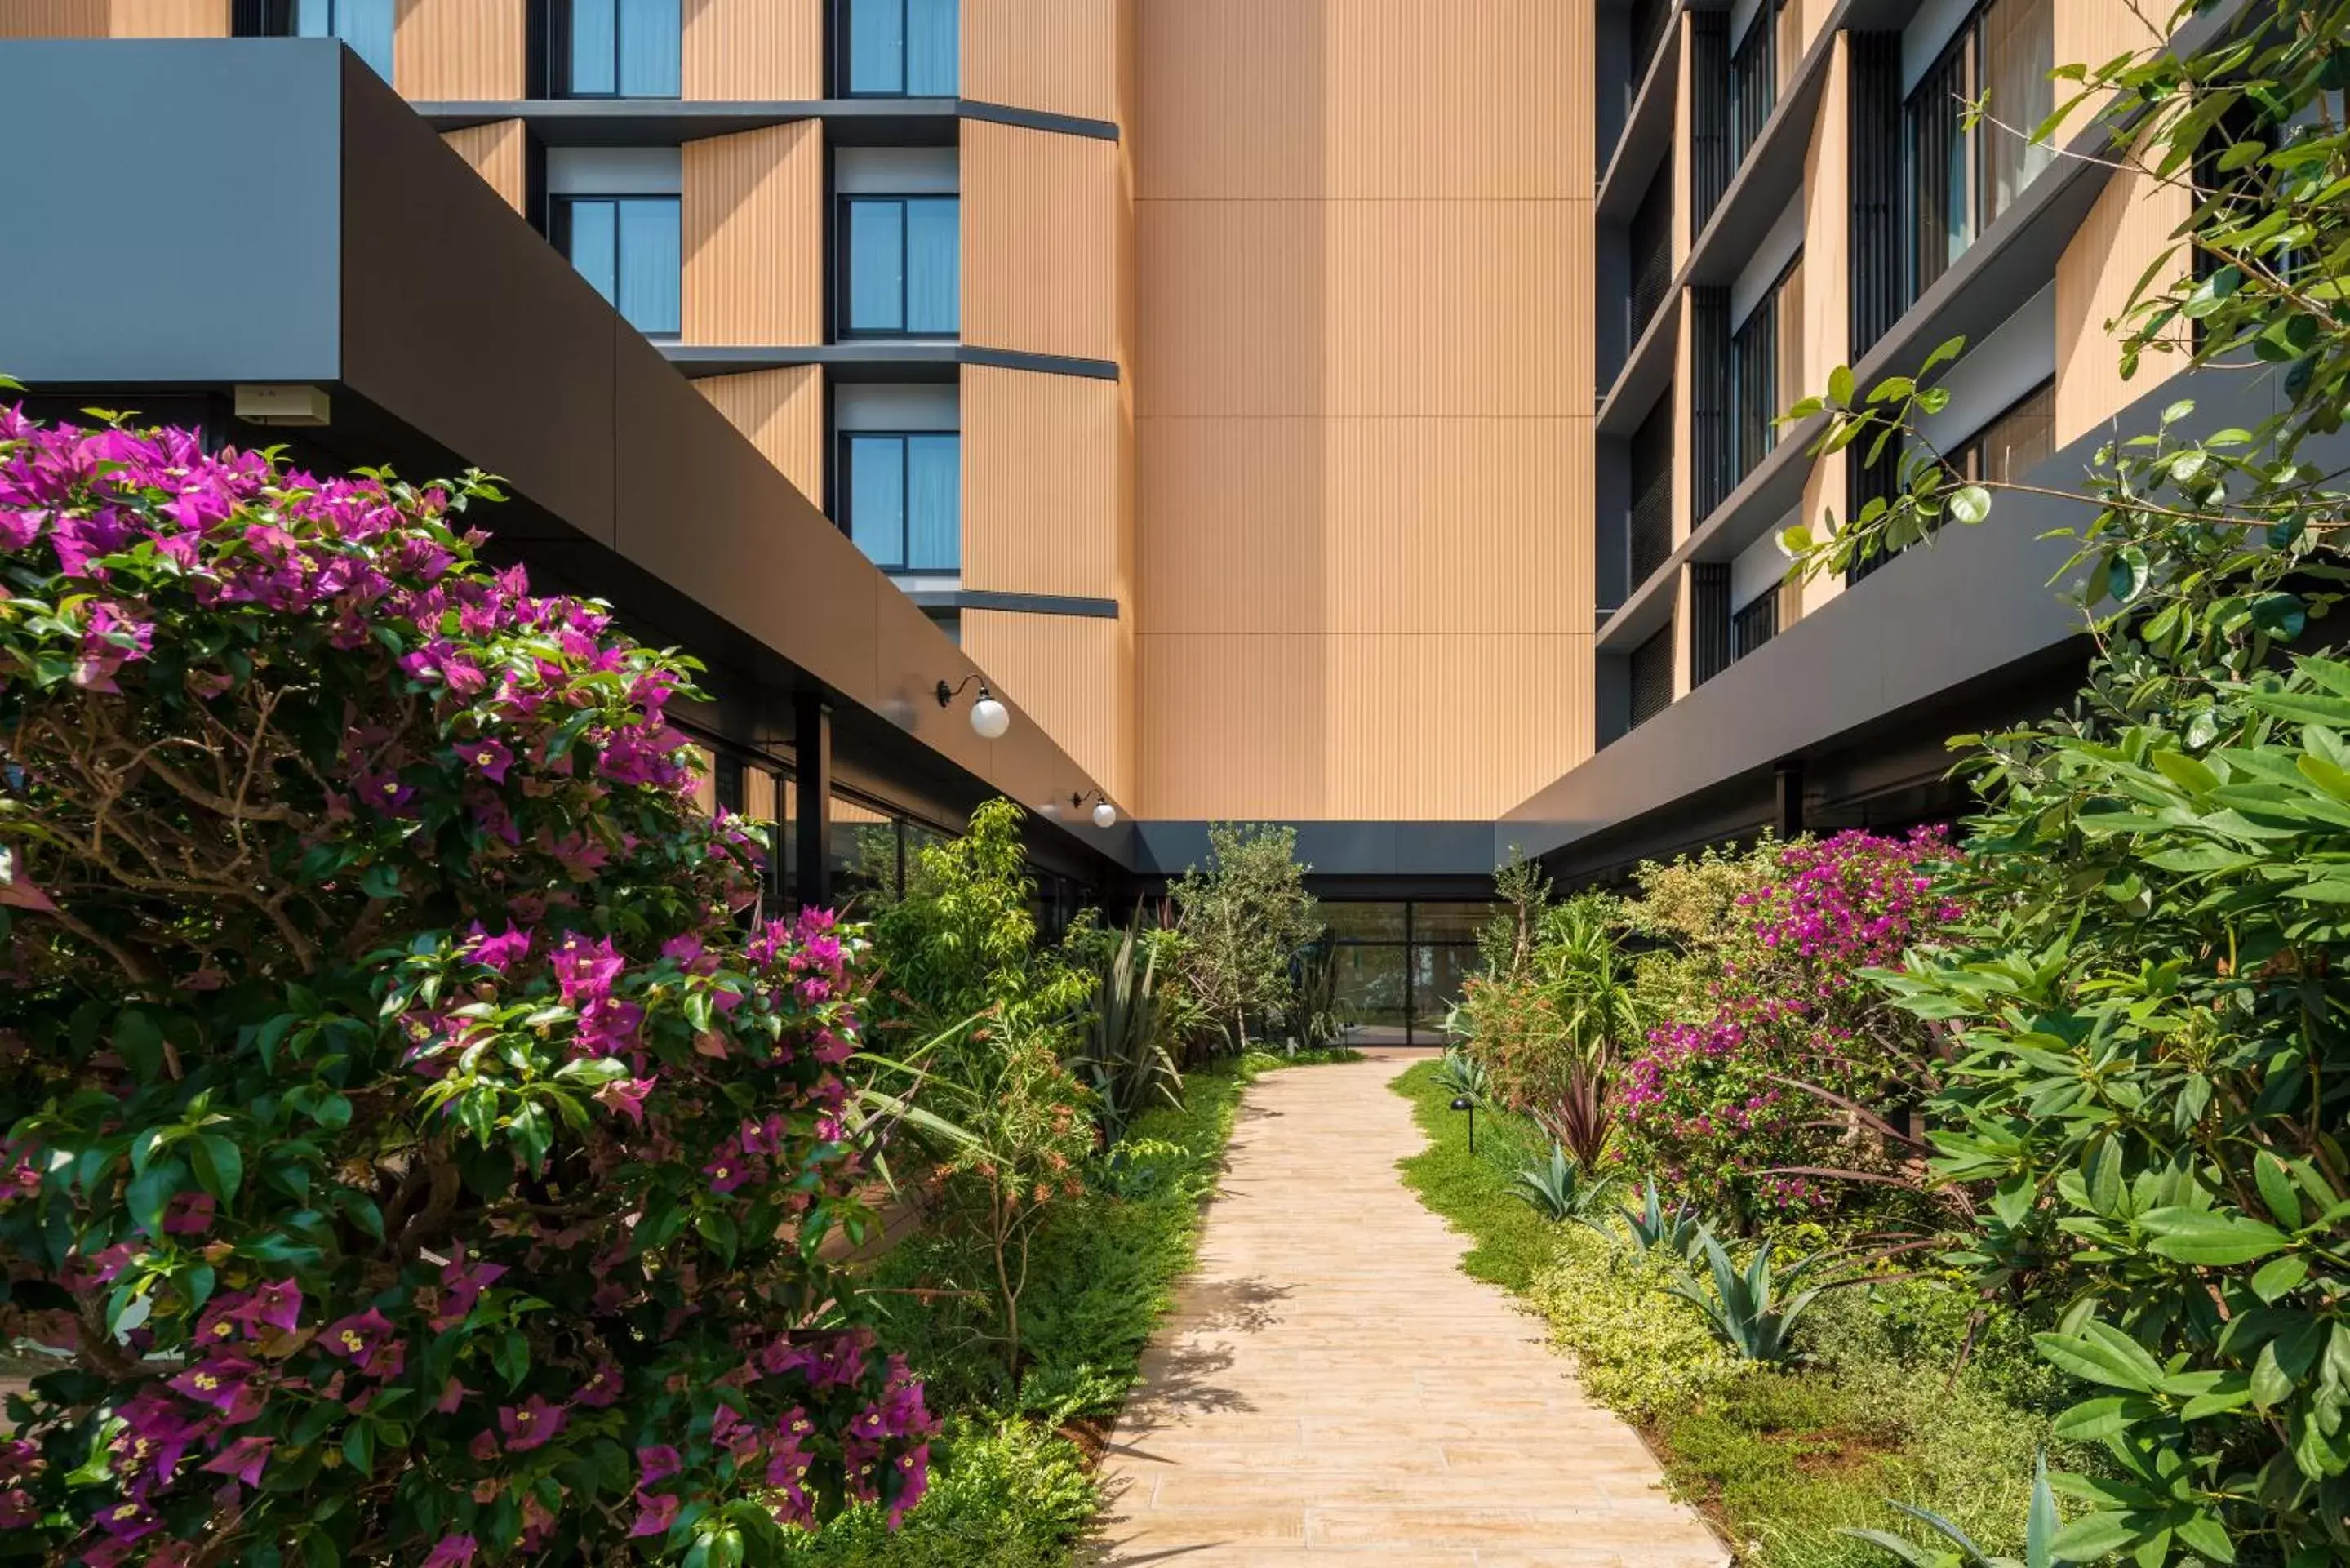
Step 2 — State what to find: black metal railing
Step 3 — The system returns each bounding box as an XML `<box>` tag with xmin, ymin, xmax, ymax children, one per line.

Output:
<box><xmin>1690</xmin><ymin>287</ymin><xmax>1732</xmax><ymax>526</ymax></box>
<box><xmin>1847</xmin><ymin>32</ymin><xmax>1904</xmax><ymax>359</ymax></box>
<box><xmin>1732</xmin><ymin>586</ymin><xmax>1779</xmax><ymax>660</ymax></box>
<box><xmin>1730</xmin><ymin>0</ymin><xmax>1779</xmax><ymax>169</ymax></box>
<box><xmin>1731</xmin><ymin>287</ymin><xmax>1778</xmax><ymax>486</ymax></box>
<box><xmin>1689</xmin><ymin>11</ymin><xmax>1733</xmax><ymax>237</ymax></box>
<box><xmin>1690</xmin><ymin>562</ymin><xmax>1733</xmax><ymax>688</ymax></box>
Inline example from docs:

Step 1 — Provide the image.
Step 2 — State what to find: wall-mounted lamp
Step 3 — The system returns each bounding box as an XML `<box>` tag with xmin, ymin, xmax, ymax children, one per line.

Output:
<box><xmin>1070</xmin><ymin>789</ymin><xmax>1117</xmax><ymax>829</ymax></box>
<box><xmin>935</xmin><ymin>675</ymin><xmax>1011</xmax><ymax>740</ymax></box>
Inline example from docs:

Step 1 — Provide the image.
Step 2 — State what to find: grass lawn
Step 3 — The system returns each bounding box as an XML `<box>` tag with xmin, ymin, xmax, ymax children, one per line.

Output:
<box><xmin>1390</xmin><ymin>1059</ymin><xmax>2072</xmax><ymax>1568</ymax></box>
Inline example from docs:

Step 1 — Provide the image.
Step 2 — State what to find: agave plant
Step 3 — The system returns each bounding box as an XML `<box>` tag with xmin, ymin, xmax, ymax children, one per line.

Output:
<box><xmin>1073</xmin><ymin>922</ymin><xmax>1184</xmax><ymax>1141</ymax></box>
<box><xmin>1287</xmin><ymin>937</ymin><xmax>1354</xmax><ymax>1050</ymax></box>
<box><xmin>1844</xmin><ymin>1453</ymin><xmax>2062</xmax><ymax>1568</ymax></box>
<box><xmin>1513</xmin><ymin>1142</ymin><xmax>1616</xmax><ymax>1223</ymax></box>
<box><xmin>1590</xmin><ymin>1176</ymin><xmax>1704</xmax><ymax>1262</ymax></box>
<box><xmin>1666</xmin><ymin>1226</ymin><xmax>1851</xmax><ymax>1363</ymax></box>
<box><xmin>1433</xmin><ymin>1046</ymin><xmax>1489</xmax><ymax>1101</ymax></box>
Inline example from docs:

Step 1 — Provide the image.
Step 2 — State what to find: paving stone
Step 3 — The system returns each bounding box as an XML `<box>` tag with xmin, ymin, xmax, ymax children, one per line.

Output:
<box><xmin>1086</xmin><ymin>1057</ymin><xmax>1728</xmax><ymax>1566</ymax></box>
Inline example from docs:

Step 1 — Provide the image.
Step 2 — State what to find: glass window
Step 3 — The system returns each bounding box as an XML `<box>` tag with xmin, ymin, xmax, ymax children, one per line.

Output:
<box><xmin>1324</xmin><ymin>902</ymin><xmax>1407</xmax><ymax>941</ymax></box>
<box><xmin>842</xmin><ymin>0</ymin><xmax>958</xmax><ymax>96</ymax></box>
<box><xmin>1332</xmin><ymin>944</ymin><xmax>1409</xmax><ymax>1037</ymax></box>
<box><xmin>557</xmin><ymin>0</ymin><xmax>682</xmax><ymax>98</ymax></box>
<box><xmin>1411</xmin><ymin>944</ymin><xmax>1482</xmax><ymax>1037</ymax></box>
<box><xmin>1966</xmin><ymin>380</ymin><xmax>2055</xmax><ymax>484</ymax></box>
<box><xmin>1906</xmin><ymin>0</ymin><xmax>2052</xmax><ymax>299</ymax></box>
<box><xmin>553</xmin><ymin>196</ymin><xmax>682</xmax><ymax>337</ymax></box>
<box><xmin>842</xmin><ymin>196</ymin><xmax>960</xmax><ymax>337</ymax></box>
<box><xmin>295</xmin><ymin>0</ymin><xmax>393</xmax><ymax>81</ymax></box>
<box><xmin>842</xmin><ymin>433</ymin><xmax>961</xmax><ymax>572</ymax></box>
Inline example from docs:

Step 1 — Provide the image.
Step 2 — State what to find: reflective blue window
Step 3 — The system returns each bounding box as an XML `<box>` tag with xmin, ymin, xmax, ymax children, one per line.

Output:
<box><xmin>842</xmin><ymin>196</ymin><xmax>958</xmax><ymax>337</ymax></box>
<box><xmin>843</xmin><ymin>433</ymin><xmax>961</xmax><ymax>571</ymax></box>
<box><xmin>296</xmin><ymin>0</ymin><xmax>394</xmax><ymax>82</ymax></box>
<box><xmin>556</xmin><ymin>196</ymin><xmax>682</xmax><ymax>338</ymax></box>
<box><xmin>842</xmin><ymin>0</ymin><xmax>957</xmax><ymax>96</ymax></box>
<box><xmin>558</xmin><ymin>0</ymin><xmax>682</xmax><ymax>98</ymax></box>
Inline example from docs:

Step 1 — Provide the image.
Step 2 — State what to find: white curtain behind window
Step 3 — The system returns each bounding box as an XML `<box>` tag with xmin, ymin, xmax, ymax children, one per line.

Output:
<box><xmin>1983</xmin><ymin>0</ymin><xmax>2054</xmax><ymax>224</ymax></box>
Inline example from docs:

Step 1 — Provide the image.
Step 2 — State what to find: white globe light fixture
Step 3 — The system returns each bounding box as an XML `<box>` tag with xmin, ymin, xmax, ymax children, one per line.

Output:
<box><xmin>935</xmin><ymin>676</ymin><xmax>1012</xmax><ymax>740</ymax></box>
<box><xmin>1072</xmin><ymin>790</ymin><xmax>1117</xmax><ymax>828</ymax></box>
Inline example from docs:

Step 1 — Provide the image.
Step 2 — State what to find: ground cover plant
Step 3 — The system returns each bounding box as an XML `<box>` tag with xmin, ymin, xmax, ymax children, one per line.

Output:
<box><xmin>0</xmin><ymin>413</ymin><xmax>930</xmax><ymax>1565</ymax></box>
<box><xmin>1394</xmin><ymin>1063</ymin><xmax>2074</xmax><ymax>1568</ymax></box>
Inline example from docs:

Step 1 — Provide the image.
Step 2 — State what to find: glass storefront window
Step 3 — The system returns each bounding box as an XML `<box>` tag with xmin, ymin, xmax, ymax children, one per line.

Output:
<box><xmin>1322</xmin><ymin>900</ymin><xmax>1493</xmax><ymax>1045</ymax></box>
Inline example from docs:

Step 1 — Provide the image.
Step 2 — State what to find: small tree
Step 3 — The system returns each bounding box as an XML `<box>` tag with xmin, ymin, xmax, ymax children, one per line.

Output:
<box><xmin>0</xmin><ymin>412</ymin><xmax>931</xmax><ymax>1564</ymax></box>
<box><xmin>1166</xmin><ymin>823</ymin><xmax>1321</xmax><ymax>1054</ymax></box>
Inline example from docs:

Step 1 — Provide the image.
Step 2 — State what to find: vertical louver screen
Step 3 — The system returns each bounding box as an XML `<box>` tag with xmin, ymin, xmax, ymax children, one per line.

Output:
<box><xmin>1847</xmin><ymin>33</ymin><xmax>1904</xmax><ymax>358</ymax></box>
<box><xmin>1690</xmin><ymin>287</ymin><xmax>1732</xmax><ymax>527</ymax></box>
<box><xmin>1630</xmin><ymin>623</ymin><xmax>1676</xmax><ymax>729</ymax></box>
<box><xmin>1732</xmin><ymin>586</ymin><xmax>1779</xmax><ymax>661</ymax></box>
<box><xmin>1731</xmin><ymin>287</ymin><xmax>1779</xmax><ymax>486</ymax></box>
<box><xmin>1844</xmin><ymin>433</ymin><xmax>1906</xmax><ymax>584</ymax></box>
<box><xmin>1690</xmin><ymin>563</ymin><xmax>1733</xmax><ymax>688</ymax></box>
<box><xmin>1629</xmin><ymin>392</ymin><xmax>1675</xmax><ymax>590</ymax></box>
<box><xmin>1629</xmin><ymin>164</ymin><xmax>1674</xmax><ymax>348</ymax></box>
<box><xmin>1689</xmin><ymin>11</ymin><xmax>1733</xmax><ymax>237</ymax></box>
<box><xmin>1730</xmin><ymin>2</ymin><xmax>1779</xmax><ymax>170</ymax></box>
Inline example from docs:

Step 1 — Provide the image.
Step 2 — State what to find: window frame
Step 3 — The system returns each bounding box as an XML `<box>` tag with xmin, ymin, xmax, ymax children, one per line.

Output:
<box><xmin>835</xmin><ymin>193</ymin><xmax>962</xmax><ymax>340</ymax></box>
<box><xmin>549</xmin><ymin>0</ymin><xmax>683</xmax><ymax>100</ymax></box>
<box><xmin>835</xmin><ymin>429</ymin><xmax>962</xmax><ymax>574</ymax></box>
<box><xmin>1902</xmin><ymin>0</ymin><xmax>2052</xmax><ymax>304</ymax></box>
<box><xmin>247</xmin><ymin>0</ymin><xmax>393</xmax><ymax>79</ymax></box>
<box><xmin>835</xmin><ymin>0</ymin><xmax>960</xmax><ymax>100</ymax></box>
<box><xmin>549</xmin><ymin>192</ymin><xmax>683</xmax><ymax>340</ymax></box>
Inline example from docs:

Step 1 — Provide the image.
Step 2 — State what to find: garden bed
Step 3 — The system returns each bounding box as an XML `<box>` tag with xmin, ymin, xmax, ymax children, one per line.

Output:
<box><xmin>1392</xmin><ymin>1060</ymin><xmax>2077</xmax><ymax>1568</ymax></box>
<box><xmin>781</xmin><ymin>1049</ymin><xmax>1355</xmax><ymax>1566</ymax></box>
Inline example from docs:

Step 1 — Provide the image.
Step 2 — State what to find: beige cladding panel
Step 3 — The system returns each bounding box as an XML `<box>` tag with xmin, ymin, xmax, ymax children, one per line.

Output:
<box><xmin>2055</xmin><ymin>147</ymin><xmax>2189</xmax><ymax>447</ymax></box>
<box><xmin>1133</xmin><ymin>0</ymin><xmax>1595</xmax><ymax>816</ymax></box>
<box><xmin>0</xmin><ymin>2</ymin><xmax>105</xmax><ymax>34</ymax></box>
<box><xmin>964</xmin><ymin>610</ymin><xmax>1130</xmax><ymax>802</ymax></box>
<box><xmin>696</xmin><ymin>366</ymin><xmax>826</xmax><ymax>503</ymax></box>
<box><xmin>441</xmin><ymin>120</ymin><xmax>526</xmax><ymax>213</ymax></box>
<box><xmin>1136</xmin><ymin>0</ymin><xmax>1587</xmax><ymax>199</ymax></box>
<box><xmin>1325</xmin><ymin>418</ymin><xmax>1591</xmax><ymax>637</ymax></box>
<box><xmin>962</xmin><ymin>120</ymin><xmax>1122</xmax><ymax>364</ymax></box>
<box><xmin>1324</xmin><ymin>633</ymin><xmax>1591</xmax><ymax>820</ymax></box>
<box><xmin>682</xmin><ymin>121</ymin><xmax>824</xmax><ymax>347</ymax></box>
<box><xmin>1136</xmin><ymin>635</ymin><xmax>1329</xmax><ymax>819</ymax></box>
<box><xmin>1135</xmin><ymin>416</ymin><xmax>1328</xmax><ymax>637</ymax></box>
<box><xmin>682</xmin><ymin>0</ymin><xmax>822</xmax><ymax>99</ymax></box>
<box><xmin>962</xmin><ymin>0</ymin><xmax>1122</xmax><ymax>123</ymax></box>
<box><xmin>962</xmin><ymin>366</ymin><xmax>1121</xmax><ymax>601</ymax></box>
<box><xmin>1137</xmin><ymin>198</ymin><xmax>1588</xmax><ymax>419</ymax></box>
<box><xmin>109</xmin><ymin>0</ymin><xmax>226</xmax><ymax>33</ymax></box>
<box><xmin>393</xmin><ymin>0</ymin><xmax>525</xmax><ymax>100</ymax></box>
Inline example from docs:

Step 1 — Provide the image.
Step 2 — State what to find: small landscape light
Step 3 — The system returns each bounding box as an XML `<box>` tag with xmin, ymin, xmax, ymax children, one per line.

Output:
<box><xmin>1450</xmin><ymin>1095</ymin><xmax>1477</xmax><ymax>1153</ymax></box>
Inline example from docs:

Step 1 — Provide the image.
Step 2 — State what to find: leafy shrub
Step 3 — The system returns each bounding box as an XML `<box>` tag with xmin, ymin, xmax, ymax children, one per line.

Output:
<box><xmin>1524</xmin><ymin>1225</ymin><xmax>1748</xmax><ymax>1422</ymax></box>
<box><xmin>1166</xmin><ymin>824</ymin><xmax>1320</xmax><ymax>1056</ymax></box>
<box><xmin>1616</xmin><ymin>830</ymin><xmax>1962</xmax><ymax>1224</ymax></box>
<box><xmin>0</xmin><ymin>416</ymin><xmax>929</xmax><ymax>1564</ymax></box>
<box><xmin>779</xmin><ymin>1417</ymin><xmax>1092</xmax><ymax>1568</ymax></box>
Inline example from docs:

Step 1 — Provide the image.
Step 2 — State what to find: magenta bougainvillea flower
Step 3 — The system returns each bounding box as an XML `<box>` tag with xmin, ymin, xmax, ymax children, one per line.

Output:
<box><xmin>0</xmin><ymin>414</ymin><xmax>930</xmax><ymax>1561</ymax></box>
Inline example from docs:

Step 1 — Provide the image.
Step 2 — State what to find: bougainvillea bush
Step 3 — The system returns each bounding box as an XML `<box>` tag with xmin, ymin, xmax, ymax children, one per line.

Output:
<box><xmin>0</xmin><ymin>412</ymin><xmax>931</xmax><ymax>1565</ymax></box>
<box><xmin>1617</xmin><ymin>830</ymin><xmax>1964</xmax><ymax>1224</ymax></box>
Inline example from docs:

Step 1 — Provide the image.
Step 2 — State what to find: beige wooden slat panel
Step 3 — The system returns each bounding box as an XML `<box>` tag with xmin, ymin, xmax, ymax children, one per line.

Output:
<box><xmin>1323</xmin><ymin>417</ymin><xmax>1591</xmax><ymax>637</ymax></box>
<box><xmin>1324</xmin><ymin>633</ymin><xmax>1592</xmax><ymax>820</ymax></box>
<box><xmin>2055</xmin><ymin>143</ymin><xmax>2189</xmax><ymax>447</ymax></box>
<box><xmin>1135</xmin><ymin>198</ymin><xmax>1326</xmax><ymax>419</ymax></box>
<box><xmin>393</xmin><ymin>0</ymin><xmax>525</xmax><ymax>100</ymax></box>
<box><xmin>1134</xmin><ymin>415</ymin><xmax>1326</xmax><ymax>637</ymax></box>
<box><xmin>696</xmin><ymin>366</ymin><xmax>826</xmax><ymax>503</ymax></box>
<box><xmin>442</xmin><ymin>120</ymin><xmax>526</xmax><ymax>213</ymax></box>
<box><xmin>683</xmin><ymin>0</ymin><xmax>822</xmax><ymax>100</ymax></box>
<box><xmin>109</xmin><ymin>0</ymin><xmax>226</xmax><ymax>35</ymax></box>
<box><xmin>682</xmin><ymin>122</ymin><xmax>824</xmax><ymax>348</ymax></box>
<box><xmin>962</xmin><ymin>119</ymin><xmax>1120</xmax><ymax>363</ymax></box>
<box><xmin>1134</xmin><ymin>0</ymin><xmax>1322</xmax><ymax>201</ymax></box>
<box><xmin>964</xmin><ymin>610</ymin><xmax>1130</xmax><ymax>802</ymax></box>
<box><xmin>1135</xmin><ymin>633</ymin><xmax>1327</xmax><ymax>819</ymax></box>
<box><xmin>962</xmin><ymin>0</ymin><xmax>1120</xmax><ymax>122</ymax></box>
<box><xmin>962</xmin><ymin>366</ymin><xmax>1120</xmax><ymax>600</ymax></box>
<box><xmin>0</xmin><ymin>2</ymin><xmax>106</xmax><ymax>36</ymax></box>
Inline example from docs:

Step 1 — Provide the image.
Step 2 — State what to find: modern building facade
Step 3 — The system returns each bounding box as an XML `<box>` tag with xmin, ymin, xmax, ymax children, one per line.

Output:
<box><xmin>0</xmin><ymin>1</ymin><xmax>2241</xmax><ymax>1027</ymax></box>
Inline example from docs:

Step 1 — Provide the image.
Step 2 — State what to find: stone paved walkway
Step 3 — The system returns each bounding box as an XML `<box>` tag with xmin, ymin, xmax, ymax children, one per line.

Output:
<box><xmin>1090</xmin><ymin>1055</ymin><xmax>1727</xmax><ymax>1567</ymax></box>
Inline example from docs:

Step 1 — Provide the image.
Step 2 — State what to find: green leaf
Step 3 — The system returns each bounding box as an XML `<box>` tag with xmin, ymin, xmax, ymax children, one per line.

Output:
<box><xmin>2050</xmin><ymin>1394</ymin><xmax>2139</xmax><ymax>1441</ymax></box>
<box><xmin>189</xmin><ymin>1135</ymin><xmax>244</xmax><ymax>1202</ymax></box>
<box><xmin>2251</xmin><ymin>1254</ymin><xmax>2308</xmax><ymax>1306</ymax></box>
<box><xmin>2034</xmin><ymin>1324</ymin><xmax>2161</xmax><ymax>1393</ymax></box>
<box><xmin>2051</xmin><ymin>1512</ymin><xmax>2148</xmax><ymax>1560</ymax></box>
<box><xmin>2152</xmin><ymin>750</ymin><xmax>2220</xmax><ymax>796</ymax></box>
<box><xmin>2140</xmin><ymin>1207</ymin><xmax>2292</xmax><ymax>1266</ymax></box>
<box><xmin>2255</xmin><ymin>1153</ymin><xmax>2306</xmax><ymax>1231</ymax></box>
<box><xmin>1828</xmin><ymin>365</ymin><xmax>1855</xmax><ymax>406</ymax></box>
<box><xmin>1948</xmin><ymin>485</ymin><xmax>1992</xmax><ymax>526</ymax></box>
<box><xmin>127</xmin><ymin>1159</ymin><xmax>185</xmax><ymax>1237</ymax></box>
<box><xmin>2173</xmin><ymin>1510</ymin><xmax>2237</xmax><ymax>1564</ymax></box>
<box><xmin>113</xmin><ymin>1008</ymin><xmax>165</xmax><ymax>1082</ymax></box>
